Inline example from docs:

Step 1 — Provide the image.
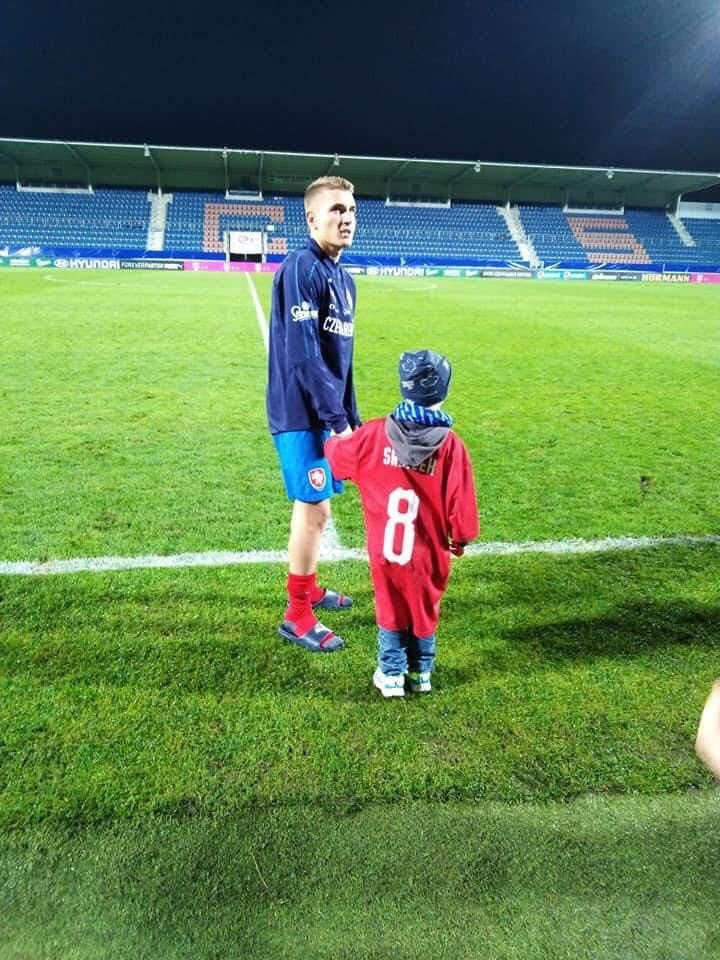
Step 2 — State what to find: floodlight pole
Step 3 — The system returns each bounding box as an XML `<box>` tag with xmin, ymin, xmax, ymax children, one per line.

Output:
<box><xmin>144</xmin><ymin>145</ymin><xmax>162</xmax><ymax>195</ymax></box>
<box><xmin>385</xmin><ymin>159</ymin><xmax>410</xmax><ymax>203</ymax></box>
<box><xmin>323</xmin><ymin>154</ymin><xmax>340</xmax><ymax>175</ymax></box>
<box><xmin>446</xmin><ymin>163</ymin><xmax>476</xmax><ymax>205</ymax></box>
<box><xmin>64</xmin><ymin>143</ymin><xmax>93</xmax><ymax>191</ymax></box>
<box><xmin>505</xmin><ymin>167</ymin><xmax>540</xmax><ymax>210</ymax></box>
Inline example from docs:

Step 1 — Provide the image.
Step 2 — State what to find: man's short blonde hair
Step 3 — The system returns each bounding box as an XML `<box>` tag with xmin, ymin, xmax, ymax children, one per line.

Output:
<box><xmin>304</xmin><ymin>176</ymin><xmax>355</xmax><ymax>211</ymax></box>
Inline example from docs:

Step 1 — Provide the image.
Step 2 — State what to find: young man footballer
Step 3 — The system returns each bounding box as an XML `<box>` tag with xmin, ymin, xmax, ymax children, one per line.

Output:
<box><xmin>266</xmin><ymin>176</ymin><xmax>361</xmax><ymax>654</ymax></box>
<box><xmin>325</xmin><ymin>349</ymin><xmax>479</xmax><ymax>696</ymax></box>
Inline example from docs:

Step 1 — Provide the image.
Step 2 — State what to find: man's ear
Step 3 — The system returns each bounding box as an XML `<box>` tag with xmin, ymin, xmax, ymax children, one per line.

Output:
<box><xmin>306</xmin><ymin>209</ymin><xmax>315</xmax><ymax>231</ymax></box>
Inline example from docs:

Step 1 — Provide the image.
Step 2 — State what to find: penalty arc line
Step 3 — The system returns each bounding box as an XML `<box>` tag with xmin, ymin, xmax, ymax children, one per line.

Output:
<box><xmin>1</xmin><ymin>533</ymin><xmax>719</xmax><ymax>577</ymax></box>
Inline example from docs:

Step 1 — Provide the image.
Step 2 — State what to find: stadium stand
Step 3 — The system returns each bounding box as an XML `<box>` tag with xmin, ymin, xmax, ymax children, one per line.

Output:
<box><xmin>675</xmin><ymin>215</ymin><xmax>720</xmax><ymax>262</ymax></box>
<box><xmin>0</xmin><ymin>185</ymin><xmax>522</xmax><ymax>262</ymax></box>
<box><xmin>567</xmin><ymin>214</ymin><xmax>650</xmax><ymax>264</ymax></box>
<box><xmin>352</xmin><ymin>199</ymin><xmax>519</xmax><ymax>260</ymax></box>
<box><xmin>0</xmin><ymin>185</ymin><xmax>149</xmax><ymax>248</ymax></box>
<box><xmin>518</xmin><ymin>204</ymin><xmax>720</xmax><ymax>267</ymax></box>
<box><xmin>165</xmin><ymin>192</ymin><xmax>519</xmax><ymax>261</ymax></box>
<box><xmin>623</xmin><ymin>209</ymin><xmax>693</xmax><ymax>264</ymax></box>
<box><xmin>4</xmin><ymin>179</ymin><xmax>720</xmax><ymax>268</ymax></box>
<box><xmin>518</xmin><ymin>205</ymin><xmax>587</xmax><ymax>261</ymax></box>
<box><xmin>164</xmin><ymin>191</ymin><xmax>289</xmax><ymax>254</ymax></box>
<box><xmin>163</xmin><ymin>191</ymin><xmax>521</xmax><ymax>261</ymax></box>
<box><xmin>519</xmin><ymin>205</ymin><xmax>652</xmax><ymax>264</ymax></box>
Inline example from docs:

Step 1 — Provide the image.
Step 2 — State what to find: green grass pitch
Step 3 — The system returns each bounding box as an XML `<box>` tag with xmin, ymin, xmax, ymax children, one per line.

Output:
<box><xmin>1</xmin><ymin>269</ymin><xmax>719</xmax><ymax>958</ymax></box>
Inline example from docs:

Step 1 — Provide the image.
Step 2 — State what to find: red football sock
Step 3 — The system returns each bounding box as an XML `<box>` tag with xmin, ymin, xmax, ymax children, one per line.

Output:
<box><xmin>309</xmin><ymin>577</ymin><xmax>326</xmax><ymax>605</ymax></box>
<box><xmin>286</xmin><ymin>572</ymin><xmax>317</xmax><ymax>635</ymax></box>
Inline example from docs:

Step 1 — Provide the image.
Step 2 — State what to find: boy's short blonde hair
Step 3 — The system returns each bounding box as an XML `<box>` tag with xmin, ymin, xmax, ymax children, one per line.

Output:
<box><xmin>304</xmin><ymin>176</ymin><xmax>355</xmax><ymax>211</ymax></box>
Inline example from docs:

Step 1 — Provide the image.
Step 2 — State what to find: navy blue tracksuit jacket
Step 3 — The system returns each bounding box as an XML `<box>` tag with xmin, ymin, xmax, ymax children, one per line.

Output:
<box><xmin>266</xmin><ymin>239</ymin><xmax>360</xmax><ymax>435</ymax></box>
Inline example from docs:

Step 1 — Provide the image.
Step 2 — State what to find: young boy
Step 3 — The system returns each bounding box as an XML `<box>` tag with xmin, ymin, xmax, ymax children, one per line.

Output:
<box><xmin>324</xmin><ymin>349</ymin><xmax>479</xmax><ymax>697</ymax></box>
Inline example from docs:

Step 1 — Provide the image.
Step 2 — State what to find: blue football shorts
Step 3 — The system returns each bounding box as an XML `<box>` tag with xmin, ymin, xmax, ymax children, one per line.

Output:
<box><xmin>272</xmin><ymin>429</ymin><xmax>344</xmax><ymax>502</ymax></box>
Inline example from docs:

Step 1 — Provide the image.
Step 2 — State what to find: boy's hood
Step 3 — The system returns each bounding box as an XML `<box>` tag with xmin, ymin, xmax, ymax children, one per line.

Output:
<box><xmin>384</xmin><ymin>415</ymin><xmax>449</xmax><ymax>468</ymax></box>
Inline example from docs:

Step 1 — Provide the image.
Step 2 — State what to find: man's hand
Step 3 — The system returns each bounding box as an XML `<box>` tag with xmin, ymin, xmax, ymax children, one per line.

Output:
<box><xmin>696</xmin><ymin>679</ymin><xmax>720</xmax><ymax>779</ymax></box>
<box><xmin>448</xmin><ymin>538</ymin><xmax>466</xmax><ymax>557</ymax></box>
<box><xmin>331</xmin><ymin>426</ymin><xmax>353</xmax><ymax>439</ymax></box>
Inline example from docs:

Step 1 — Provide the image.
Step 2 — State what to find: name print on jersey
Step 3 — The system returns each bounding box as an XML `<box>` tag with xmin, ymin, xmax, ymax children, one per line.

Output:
<box><xmin>382</xmin><ymin>446</ymin><xmax>438</xmax><ymax>476</ymax></box>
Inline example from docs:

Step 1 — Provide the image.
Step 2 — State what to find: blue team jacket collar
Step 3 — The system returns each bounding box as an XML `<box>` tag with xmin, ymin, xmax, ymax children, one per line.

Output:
<box><xmin>308</xmin><ymin>238</ymin><xmax>342</xmax><ymax>265</ymax></box>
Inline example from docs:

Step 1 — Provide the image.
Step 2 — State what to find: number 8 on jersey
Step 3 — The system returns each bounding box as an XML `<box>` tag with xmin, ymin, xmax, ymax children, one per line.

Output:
<box><xmin>383</xmin><ymin>487</ymin><xmax>420</xmax><ymax>565</ymax></box>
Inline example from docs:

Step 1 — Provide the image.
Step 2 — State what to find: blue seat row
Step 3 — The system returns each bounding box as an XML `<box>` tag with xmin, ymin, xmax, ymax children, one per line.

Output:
<box><xmin>0</xmin><ymin>185</ymin><xmax>149</xmax><ymax>248</ymax></box>
<box><xmin>3</xmin><ymin>184</ymin><xmax>720</xmax><ymax>264</ymax></box>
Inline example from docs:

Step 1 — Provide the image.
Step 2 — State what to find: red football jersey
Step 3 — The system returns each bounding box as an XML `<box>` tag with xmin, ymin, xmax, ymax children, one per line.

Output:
<box><xmin>325</xmin><ymin>418</ymin><xmax>479</xmax><ymax>636</ymax></box>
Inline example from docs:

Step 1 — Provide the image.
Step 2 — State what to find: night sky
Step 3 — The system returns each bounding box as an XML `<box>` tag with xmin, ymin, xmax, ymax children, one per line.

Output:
<box><xmin>2</xmin><ymin>0</ymin><xmax>719</xmax><ymax>172</ymax></box>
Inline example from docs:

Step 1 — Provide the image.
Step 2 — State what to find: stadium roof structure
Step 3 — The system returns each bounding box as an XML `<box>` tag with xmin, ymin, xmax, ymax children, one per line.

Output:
<box><xmin>1</xmin><ymin>137</ymin><xmax>719</xmax><ymax>208</ymax></box>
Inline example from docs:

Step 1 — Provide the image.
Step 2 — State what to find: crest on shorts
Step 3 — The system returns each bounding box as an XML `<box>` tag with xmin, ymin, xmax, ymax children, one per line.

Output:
<box><xmin>308</xmin><ymin>467</ymin><xmax>327</xmax><ymax>491</ymax></box>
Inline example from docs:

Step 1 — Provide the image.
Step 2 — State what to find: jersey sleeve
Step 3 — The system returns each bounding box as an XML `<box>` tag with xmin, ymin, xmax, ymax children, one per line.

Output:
<box><xmin>445</xmin><ymin>436</ymin><xmax>480</xmax><ymax>545</ymax></box>
<box><xmin>279</xmin><ymin>258</ymin><xmax>350</xmax><ymax>433</ymax></box>
<box><xmin>324</xmin><ymin>431</ymin><xmax>361</xmax><ymax>481</ymax></box>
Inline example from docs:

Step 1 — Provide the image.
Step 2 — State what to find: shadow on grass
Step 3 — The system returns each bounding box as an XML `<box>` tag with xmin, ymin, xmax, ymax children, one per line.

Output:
<box><xmin>439</xmin><ymin>545</ymin><xmax>720</xmax><ymax>677</ymax></box>
<box><xmin>489</xmin><ymin>599</ymin><xmax>720</xmax><ymax>665</ymax></box>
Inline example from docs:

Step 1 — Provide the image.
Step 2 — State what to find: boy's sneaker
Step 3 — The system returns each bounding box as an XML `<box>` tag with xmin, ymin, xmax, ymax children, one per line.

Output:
<box><xmin>408</xmin><ymin>671</ymin><xmax>432</xmax><ymax>693</ymax></box>
<box><xmin>373</xmin><ymin>668</ymin><xmax>405</xmax><ymax>698</ymax></box>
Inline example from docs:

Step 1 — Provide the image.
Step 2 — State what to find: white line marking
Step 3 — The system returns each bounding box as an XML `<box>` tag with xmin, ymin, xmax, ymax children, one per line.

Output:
<box><xmin>245</xmin><ymin>273</ymin><xmax>269</xmax><ymax>353</ymax></box>
<box><xmin>43</xmin><ymin>275</ymin><xmax>156</xmax><ymax>289</ymax></box>
<box><xmin>465</xmin><ymin>533</ymin><xmax>720</xmax><ymax>557</ymax></box>
<box><xmin>2</xmin><ymin>534</ymin><xmax>718</xmax><ymax>576</ymax></box>
<box><xmin>322</xmin><ymin>517</ymin><xmax>343</xmax><ymax>552</ymax></box>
